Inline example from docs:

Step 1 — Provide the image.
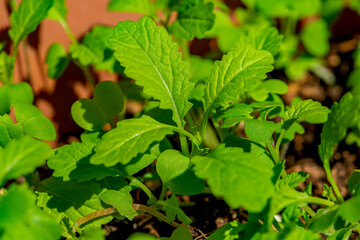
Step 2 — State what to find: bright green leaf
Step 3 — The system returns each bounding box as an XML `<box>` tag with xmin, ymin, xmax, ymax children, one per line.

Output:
<box><xmin>192</xmin><ymin>144</ymin><xmax>274</xmax><ymax>211</ymax></box>
<box><xmin>0</xmin><ymin>135</ymin><xmax>53</xmax><ymax>187</ymax></box>
<box><xmin>244</xmin><ymin>119</ymin><xmax>276</xmax><ymax>142</ymax></box>
<box><xmin>159</xmin><ymin>227</ymin><xmax>193</xmax><ymax>240</ymax></box>
<box><xmin>204</xmin><ymin>45</ymin><xmax>274</xmax><ymax>112</ymax></box>
<box><xmin>71</xmin><ymin>81</ymin><xmax>125</xmax><ymax>131</ymax></box>
<box><xmin>109</xmin><ymin>16</ymin><xmax>194</xmax><ymax>127</ymax></box>
<box><xmin>157</xmin><ymin>150</ymin><xmax>205</xmax><ymax>195</ymax></box>
<box><xmin>14</xmin><ymin>103</ymin><xmax>56</xmax><ymax>141</ymax></box>
<box><xmin>0</xmin><ymin>184</ymin><xmax>61</xmax><ymax>240</ymax></box>
<box><xmin>127</xmin><ymin>233</ymin><xmax>157</xmax><ymax>240</ymax></box>
<box><xmin>90</xmin><ymin>115</ymin><xmax>175</xmax><ymax>166</ymax></box>
<box><xmin>76</xmin><ymin>228</ymin><xmax>105</xmax><ymax>240</ymax></box>
<box><xmin>171</xmin><ymin>2</ymin><xmax>215</xmax><ymax>40</ymax></box>
<box><xmin>301</xmin><ymin>19</ymin><xmax>330</xmax><ymax>57</ymax></box>
<box><xmin>0</xmin><ymin>114</ymin><xmax>23</xmax><ymax>148</ymax></box>
<box><xmin>206</xmin><ymin>221</ymin><xmax>244</xmax><ymax>240</ymax></box>
<box><xmin>47</xmin><ymin>0</ymin><xmax>67</xmax><ymax>22</ymax></box>
<box><xmin>108</xmin><ymin>0</ymin><xmax>156</xmax><ymax>16</ymax></box>
<box><xmin>100</xmin><ymin>187</ymin><xmax>138</xmax><ymax>220</ymax></box>
<box><xmin>0</xmin><ymin>52</ymin><xmax>14</xmax><ymax>85</ymax></box>
<box><xmin>46</xmin><ymin>43</ymin><xmax>69</xmax><ymax>79</ymax></box>
<box><xmin>9</xmin><ymin>0</ymin><xmax>54</xmax><ymax>46</ymax></box>
<box><xmin>69</xmin><ymin>43</ymin><xmax>102</xmax><ymax>66</ymax></box>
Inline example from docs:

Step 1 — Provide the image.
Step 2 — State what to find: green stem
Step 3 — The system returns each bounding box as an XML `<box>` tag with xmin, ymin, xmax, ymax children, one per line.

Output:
<box><xmin>303</xmin><ymin>205</ymin><xmax>315</xmax><ymax>217</ymax></box>
<box><xmin>275</xmin><ymin>129</ymin><xmax>287</xmax><ymax>155</ymax></box>
<box><xmin>324</xmin><ymin>163</ymin><xmax>344</xmax><ymax>203</ymax></box>
<box><xmin>304</xmin><ymin>196</ymin><xmax>335</xmax><ymax>207</ymax></box>
<box><xmin>74</xmin><ymin>61</ymin><xmax>95</xmax><ymax>88</ymax></box>
<box><xmin>58</xmin><ymin>17</ymin><xmax>78</xmax><ymax>44</ymax></box>
<box><xmin>179</xmin><ymin>134</ymin><xmax>190</xmax><ymax>156</ymax></box>
<box><xmin>200</xmin><ymin>108</ymin><xmax>211</xmax><ymax>145</ymax></box>
<box><xmin>126</xmin><ymin>176</ymin><xmax>157</xmax><ymax>203</ymax></box>
<box><xmin>132</xmin><ymin>204</ymin><xmax>183</xmax><ymax>228</ymax></box>
<box><xmin>159</xmin><ymin>184</ymin><xmax>168</xmax><ymax>201</ymax></box>
<box><xmin>266</xmin><ymin>140</ymin><xmax>280</xmax><ymax>164</ymax></box>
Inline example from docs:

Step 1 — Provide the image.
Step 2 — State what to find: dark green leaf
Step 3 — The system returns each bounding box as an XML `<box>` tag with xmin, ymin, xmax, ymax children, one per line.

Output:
<box><xmin>69</xmin><ymin>43</ymin><xmax>102</xmax><ymax>66</ymax></box>
<box><xmin>159</xmin><ymin>227</ymin><xmax>193</xmax><ymax>240</ymax></box>
<box><xmin>207</xmin><ymin>221</ymin><xmax>244</xmax><ymax>240</ymax></box>
<box><xmin>46</xmin><ymin>43</ymin><xmax>69</xmax><ymax>79</ymax></box>
<box><xmin>71</xmin><ymin>81</ymin><xmax>125</xmax><ymax>131</ymax></box>
<box><xmin>192</xmin><ymin>144</ymin><xmax>274</xmax><ymax>211</ymax></box>
<box><xmin>348</xmin><ymin>170</ymin><xmax>360</xmax><ymax>195</ymax></box>
<box><xmin>159</xmin><ymin>194</ymin><xmax>192</xmax><ymax>225</ymax></box>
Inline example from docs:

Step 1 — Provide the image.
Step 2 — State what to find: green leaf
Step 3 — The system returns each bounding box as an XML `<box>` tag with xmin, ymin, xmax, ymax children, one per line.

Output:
<box><xmin>71</xmin><ymin>81</ymin><xmax>125</xmax><ymax>131</ymax></box>
<box><xmin>69</xmin><ymin>43</ymin><xmax>102</xmax><ymax>66</ymax></box>
<box><xmin>0</xmin><ymin>184</ymin><xmax>61</xmax><ymax>240</ymax></box>
<box><xmin>283</xmin><ymin>99</ymin><xmax>329</xmax><ymax>130</ymax></box>
<box><xmin>36</xmin><ymin>178</ymin><xmax>113</xmax><ymax>234</ymax></box>
<box><xmin>159</xmin><ymin>227</ymin><xmax>193</xmax><ymax>240</ymax></box>
<box><xmin>256</xmin><ymin>225</ymin><xmax>320</xmax><ymax>240</ymax></box>
<box><xmin>108</xmin><ymin>0</ymin><xmax>156</xmax><ymax>16</ymax></box>
<box><xmin>206</xmin><ymin>221</ymin><xmax>244</xmax><ymax>240</ymax></box>
<box><xmin>157</xmin><ymin>150</ymin><xmax>205</xmax><ymax>195</ymax></box>
<box><xmin>255</xmin><ymin>0</ymin><xmax>321</xmax><ymax>18</ymax></box>
<box><xmin>348</xmin><ymin>170</ymin><xmax>360</xmax><ymax>195</ymax></box>
<box><xmin>14</xmin><ymin>103</ymin><xmax>56</xmax><ymax>141</ymax></box>
<box><xmin>127</xmin><ymin>233</ymin><xmax>157</xmax><ymax>240</ymax></box>
<box><xmin>281</xmin><ymin>171</ymin><xmax>309</xmax><ymax>188</ymax></box>
<box><xmin>0</xmin><ymin>135</ymin><xmax>53</xmax><ymax>187</ymax></box>
<box><xmin>308</xmin><ymin>205</ymin><xmax>340</xmax><ymax>232</ymax></box>
<box><xmin>192</xmin><ymin>144</ymin><xmax>274</xmax><ymax>211</ymax></box>
<box><xmin>236</xmin><ymin>27</ymin><xmax>283</xmax><ymax>56</ymax></box>
<box><xmin>249</xmin><ymin>79</ymin><xmax>288</xmax><ymax>102</ymax></box>
<box><xmin>0</xmin><ymin>52</ymin><xmax>14</xmax><ymax>85</ymax></box>
<box><xmin>319</xmin><ymin>93</ymin><xmax>360</xmax><ymax>164</ymax></box>
<box><xmin>189</xmin><ymin>55</ymin><xmax>213</xmax><ymax>83</ymax></box>
<box><xmin>76</xmin><ymin>228</ymin><xmax>105</xmax><ymax>240</ymax></box>
<box><xmin>215</xmin><ymin>103</ymin><xmax>253</xmax><ymax>122</ymax></box>
<box><xmin>339</xmin><ymin>194</ymin><xmax>360</xmax><ymax>222</ymax></box>
<box><xmin>91</xmin><ymin>115</ymin><xmax>175</xmax><ymax>166</ymax></box>
<box><xmin>244</xmin><ymin>119</ymin><xmax>276</xmax><ymax>142</ymax></box>
<box><xmin>301</xmin><ymin>19</ymin><xmax>330</xmax><ymax>57</ymax></box>
<box><xmin>0</xmin><ymin>82</ymin><xmax>34</xmax><ymax>115</ymax></box>
<box><xmin>9</xmin><ymin>0</ymin><xmax>54</xmax><ymax>46</ymax></box>
<box><xmin>109</xmin><ymin>17</ymin><xmax>194</xmax><ymax>127</ymax></box>
<box><xmin>47</xmin><ymin>0</ymin><xmax>67</xmax><ymax>22</ymax></box>
<box><xmin>159</xmin><ymin>194</ymin><xmax>192</xmax><ymax>225</ymax></box>
<box><xmin>100</xmin><ymin>187</ymin><xmax>138</xmax><ymax>220</ymax></box>
<box><xmin>204</xmin><ymin>45</ymin><xmax>274</xmax><ymax>112</ymax></box>
<box><xmin>171</xmin><ymin>2</ymin><xmax>215</xmax><ymax>40</ymax></box>
<box><xmin>0</xmin><ymin>114</ymin><xmax>23</xmax><ymax>148</ymax></box>
<box><xmin>327</xmin><ymin>226</ymin><xmax>353</xmax><ymax>240</ymax></box>
<box><xmin>223</xmin><ymin>135</ymin><xmax>274</xmax><ymax>168</ymax></box>
<box><xmin>46</xmin><ymin>43</ymin><xmax>69</xmax><ymax>79</ymax></box>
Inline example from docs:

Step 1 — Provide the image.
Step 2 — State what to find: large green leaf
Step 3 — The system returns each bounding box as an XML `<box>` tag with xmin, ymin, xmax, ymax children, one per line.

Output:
<box><xmin>9</xmin><ymin>0</ymin><xmax>54</xmax><ymax>46</ymax></box>
<box><xmin>46</xmin><ymin>43</ymin><xmax>69</xmax><ymax>79</ymax></box>
<box><xmin>204</xmin><ymin>45</ymin><xmax>274</xmax><ymax>113</ymax></box>
<box><xmin>283</xmin><ymin>99</ymin><xmax>329</xmax><ymax>130</ymax></box>
<box><xmin>36</xmin><ymin>178</ymin><xmax>113</xmax><ymax>237</ymax></box>
<box><xmin>192</xmin><ymin>144</ymin><xmax>274</xmax><ymax>211</ymax></box>
<box><xmin>301</xmin><ymin>19</ymin><xmax>330</xmax><ymax>57</ymax></box>
<box><xmin>109</xmin><ymin>16</ymin><xmax>194</xmax><ymax>127</ymax></box>
<box><xmin>71</xmin><ymin>81</ymin><xmax>125</xmax><ymax>131</ymax></box>
<box><xmin>100</xmin><ymin>187</ymin><xmax>138</xmax><ymax>220</ymax></box>
<box><xmin>170</xmin><ymin>1</ymin><xmax>215</xmax><ymax>40</ymax></box>
<box><xmin>108</xmin><ymin>0</ymin><xmax>156</xmax><ymax>16</ymax></box>
<box><xmin>14</xmin><ymin>103</ymin><xmax>56</xmax><ymax>141</ymax></box>
<box><xmin>0</xmin><ymin>184</ymin><xmax>61</xmax><ymax>240</ymax></box>
<box><xmin>90</xmin><ymin>115</ymin><xmax>176</xmax><ymax>166</ymax></box>
<box><xmin>319</xmin><ymin>93</ymin><xmax>360</xmax><ymax>164</ymax></box>
<box><xmin>157</xmin><ymin>150</ymin><xmax>205</xmax><ymax>195</ymax></box>
<box><xmin>0</xmin><ymin>136</ymin><xmax>53</xmax><ymax>187</ymax></box>
<box><xmin>236</xmin><ymin>27</ymin><xmax>283</xmax><ymax>56</ymax></box>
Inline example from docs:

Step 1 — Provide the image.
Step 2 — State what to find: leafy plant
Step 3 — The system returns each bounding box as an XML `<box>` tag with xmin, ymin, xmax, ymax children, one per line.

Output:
<box><xmin>1</xmin><ymin>0</ymin><xmax>360</xmax><ymax>239</ymax></box>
